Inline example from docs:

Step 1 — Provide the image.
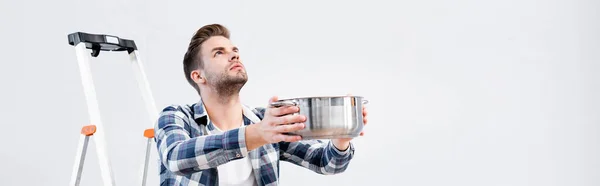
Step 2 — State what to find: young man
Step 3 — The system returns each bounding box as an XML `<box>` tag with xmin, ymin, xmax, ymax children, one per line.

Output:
<box><xmin>154</xmin><ymin>24</ymin><xmax>368</xmax><ymax>186</ymax></box>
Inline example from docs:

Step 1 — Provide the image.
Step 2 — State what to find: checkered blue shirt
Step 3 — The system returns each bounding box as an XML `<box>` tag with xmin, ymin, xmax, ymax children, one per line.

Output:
<box><xmin>154</xmin><ymin>98</ymin><xmax>355</xmax><ymax>186</ymax></box>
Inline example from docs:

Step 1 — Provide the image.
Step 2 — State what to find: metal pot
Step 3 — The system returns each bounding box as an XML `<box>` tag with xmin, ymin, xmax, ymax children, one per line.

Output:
<box><xmin>270</xmin><ymin>96</ymin><xmax>368</xmax><ymax>140</ymax></box>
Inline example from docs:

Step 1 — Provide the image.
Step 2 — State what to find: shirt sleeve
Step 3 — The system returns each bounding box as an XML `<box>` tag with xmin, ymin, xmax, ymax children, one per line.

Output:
<box><xmin>154</xmin><ymin>105</ymin><xmax>249</xmax><ymax>176</ymax></box>
<box><xmin>278</xmin><ymin>140</ymin><xmax>355</xmax><ymax>175</ymax></box>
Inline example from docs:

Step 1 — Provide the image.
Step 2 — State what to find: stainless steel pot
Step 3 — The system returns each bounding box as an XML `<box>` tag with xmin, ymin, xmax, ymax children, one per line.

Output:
<box><xmin>270</xmin><ymin>96</ymin><xmax>368</xmax><ymax>140</ymax></box>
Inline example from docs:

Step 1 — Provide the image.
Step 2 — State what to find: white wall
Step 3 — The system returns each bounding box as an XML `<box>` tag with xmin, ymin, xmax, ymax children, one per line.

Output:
<box><xmin>1</xmin><ymin>0</ymin><xmax>598</xmax><ymax>185</ymax></box>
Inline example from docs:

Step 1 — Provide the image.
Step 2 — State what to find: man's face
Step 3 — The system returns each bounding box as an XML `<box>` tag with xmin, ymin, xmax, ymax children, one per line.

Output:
<box><xmin>199</xmin><ymin>36</ymin><xmax>248</xmax><ymax>93</ymax></box>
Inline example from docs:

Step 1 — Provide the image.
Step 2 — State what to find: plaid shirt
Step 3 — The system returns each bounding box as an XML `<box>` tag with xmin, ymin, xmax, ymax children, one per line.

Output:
<box><xmin>154</xmin><ymin>98</ymin><xmax>355</xmax><ymax>186</ymax></box>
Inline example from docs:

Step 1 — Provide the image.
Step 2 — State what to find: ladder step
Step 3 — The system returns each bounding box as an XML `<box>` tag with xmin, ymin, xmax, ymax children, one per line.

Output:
<box><xmin>81</xmin><ymin>125</ymin><xmax>97</xmax><ymax>136</ymax></box>
<box><xmin>144</xmin><ymin>129</ymin><xmax>154</xmax><ymax>138</ymax></box>
<box><xmin>68</xmin><ymin>32</ymin><xmax>137</xmax><ymax>57</ymax></box>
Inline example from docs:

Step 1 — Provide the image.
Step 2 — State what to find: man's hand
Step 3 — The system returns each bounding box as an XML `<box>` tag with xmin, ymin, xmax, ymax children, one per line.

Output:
<box><xmin>246</xmin><ymin>96</ymin><xmax>307</xmax><ymax>151</ymax></box>
<box><xmin>331</xmin><ymin>96</ymin><xmax>368</xmax><ymax>151</ymax></box>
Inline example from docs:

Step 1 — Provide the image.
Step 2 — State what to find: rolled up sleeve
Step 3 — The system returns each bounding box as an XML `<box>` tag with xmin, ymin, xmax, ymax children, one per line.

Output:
<box><xmin>279</xmin><ymin>140</ymin><xmax>355</xmax><ymax>175</ymax></box>
<box><xmin>154</xmin><ymin>105</ymin><xmax>249</xmax><ymax>175</ymax></box>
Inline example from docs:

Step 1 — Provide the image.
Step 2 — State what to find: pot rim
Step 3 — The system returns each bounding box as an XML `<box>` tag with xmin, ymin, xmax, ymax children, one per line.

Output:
<box><xmin>277</xmin><ymin>95</ymin><xmax>364</xmax><ymax>100</ymax></box>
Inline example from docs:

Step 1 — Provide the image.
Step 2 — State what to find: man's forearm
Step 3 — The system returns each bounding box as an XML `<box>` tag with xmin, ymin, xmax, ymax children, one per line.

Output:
<box><xmin>157</xmin><ymin>127</ymin><xmax>249</xmax><ymax>175</ymax></box>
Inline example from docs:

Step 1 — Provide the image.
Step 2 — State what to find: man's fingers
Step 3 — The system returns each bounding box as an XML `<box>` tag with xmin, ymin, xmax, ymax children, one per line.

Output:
<box><xmin>269</xmin><ymin>96</ymin><xmax>279</xmax><ymax>104</ymax></box>
<box><xmin>272</xmin><ymin>134</ymin><xmax>301</xmax><ymax>142</ymax></box>
<box><xmin>270</xmin><ymin>106</ymin><xmax>299</xmax><ymax>116</ymax></box>
<box><xmin>362</xmin><ymin>106</ymin><xmax>368</xmax><ymax>125</ymax></box>
<box><xmin>277</xmin><ymin>114</ymin><xmax>306</xmax><ymax>125</ymax></box>
<box><xmin>277</xmin><ymin>123</ymin><xmax>305</xmax><ymax>133</ymax></box>
<box><xmin>278</xmin><ymin>134</ymin><xmax>302</xmax><ymax>142</ymax></box>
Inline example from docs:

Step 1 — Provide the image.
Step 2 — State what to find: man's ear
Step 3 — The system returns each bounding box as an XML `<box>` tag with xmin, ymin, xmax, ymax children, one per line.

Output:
<box><xmin>191</xmin><ymin>70</ymin><xmax>206</xmax><ymax>84</ymax></box>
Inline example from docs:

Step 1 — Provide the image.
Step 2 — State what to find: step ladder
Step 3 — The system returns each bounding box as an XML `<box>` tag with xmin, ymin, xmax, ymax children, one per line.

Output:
<box><xmin>67</xmin><ymin>32</ymin><xmax>158</xmax><ymax>186</ymax></box>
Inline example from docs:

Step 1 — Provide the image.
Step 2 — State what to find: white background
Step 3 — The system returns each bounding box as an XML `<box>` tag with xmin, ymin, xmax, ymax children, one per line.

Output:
<box><xmin>1</xmin><ymin>0</ymin><xmax>598</xmax><ymax>185</ymax></box>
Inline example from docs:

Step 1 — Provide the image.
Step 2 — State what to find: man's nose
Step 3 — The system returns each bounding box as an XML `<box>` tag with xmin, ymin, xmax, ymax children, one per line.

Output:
<box><xmin>229</xmin><ymin>51</ymin><xmax>239</xmax><ymax>62</ymax></box>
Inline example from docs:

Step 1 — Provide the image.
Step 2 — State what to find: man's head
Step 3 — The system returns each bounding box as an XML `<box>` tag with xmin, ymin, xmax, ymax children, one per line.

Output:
<box><xmin>183</xmin><ymin>24</ymin><xmax>248</xmax><ymax>97</ymax></box>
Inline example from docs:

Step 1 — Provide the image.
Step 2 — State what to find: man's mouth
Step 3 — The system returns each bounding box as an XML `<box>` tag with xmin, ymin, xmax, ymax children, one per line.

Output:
<box><xmin>230</xmin><ymin>63</ymin><xmax>243</xmax><ymax>70</ymax></box>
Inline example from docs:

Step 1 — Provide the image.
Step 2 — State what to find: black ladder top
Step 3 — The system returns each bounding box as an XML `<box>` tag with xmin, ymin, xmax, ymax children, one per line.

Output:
<box><xmin>68</xmin><ymin>32</ymin><xmax>137</xmax><ymax>57</ymax></box>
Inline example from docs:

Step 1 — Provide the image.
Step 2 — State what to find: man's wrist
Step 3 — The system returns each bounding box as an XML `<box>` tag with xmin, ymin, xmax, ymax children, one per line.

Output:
<box><xmin>245</xmin><ymin>124</ymin><xmax>266</xmax><ymax>151</ymax></box>
<box><xmin>331</xmin><ymin>139</ymin><xmax>350</xmax><ymax>152</ymax></box>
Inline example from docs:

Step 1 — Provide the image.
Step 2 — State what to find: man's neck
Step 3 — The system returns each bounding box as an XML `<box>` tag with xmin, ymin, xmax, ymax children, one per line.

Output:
<box><xmin>200</xmin><ymin>91</ymin><xmax>244</xmax><ymax>131</ymax></box>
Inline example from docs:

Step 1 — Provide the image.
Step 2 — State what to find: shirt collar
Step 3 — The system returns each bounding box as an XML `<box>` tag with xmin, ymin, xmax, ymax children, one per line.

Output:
<box><xmin>192</xmin><ymin>98</ymin><xmax>208</xmax><ymax>120</ymax></box>
<box><xmin>192</xmin><ymin>98</ymin><xmax>262</xmax><ymax>127</ymax></box>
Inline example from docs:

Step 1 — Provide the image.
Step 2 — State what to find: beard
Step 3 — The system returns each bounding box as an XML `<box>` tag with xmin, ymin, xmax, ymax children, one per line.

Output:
<box><xmin>204</xmin><ymin>69</ymin><xmax>248</xmax><ymax>97</ymax></box>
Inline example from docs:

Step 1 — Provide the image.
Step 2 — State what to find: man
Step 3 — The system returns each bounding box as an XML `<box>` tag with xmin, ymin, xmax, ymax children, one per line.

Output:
<box><xmin>154</xmin><ymin>24</ymin><xmax>368</xmax><ymax>186</ymax></box>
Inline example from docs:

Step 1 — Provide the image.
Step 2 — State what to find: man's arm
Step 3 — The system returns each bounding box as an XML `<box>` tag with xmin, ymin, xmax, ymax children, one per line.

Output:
<box><xmin>252</xmin><ymin>106</ymin><xmax>355</xmax><ymax>175</ymax></box>
<box><xmin>278</xmin><ymin>139</ymin><xmax>355</xmax><ymax>175</ymax></box>
<box><xmin>155</xmin><ymin>104</ymin><xmax>301</xmax><ymax>176</ymax></box>
<box><xmin>154</xmin><ymin>105</ymin><xmax>251</xmax><ymax>176</ymax></box>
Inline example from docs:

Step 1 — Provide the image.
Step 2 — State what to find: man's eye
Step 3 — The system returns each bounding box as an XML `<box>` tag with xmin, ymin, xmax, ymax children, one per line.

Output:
<box><xmin>214</xmin><ymin>51</ymin><xmax>223</xmax><ymax>56</ymax></box>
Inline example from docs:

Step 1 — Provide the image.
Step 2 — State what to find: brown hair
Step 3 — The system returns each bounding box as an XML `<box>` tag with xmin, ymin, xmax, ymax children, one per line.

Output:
<box><xmin>183</xmin><ymin>24</ymin><xmax>231</xmax><ymax>93</ymax></box>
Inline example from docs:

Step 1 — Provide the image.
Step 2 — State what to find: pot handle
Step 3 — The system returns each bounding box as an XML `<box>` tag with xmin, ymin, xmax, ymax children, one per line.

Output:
<box><xmin>362</xmin><ymin>99</ymin><xmax>369</xmax><ymax>105</ymax></box>
<box><xmin>270</xmin><ymin>100</ymin><xmax>298</xmax><ymax>107</ymax></box>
